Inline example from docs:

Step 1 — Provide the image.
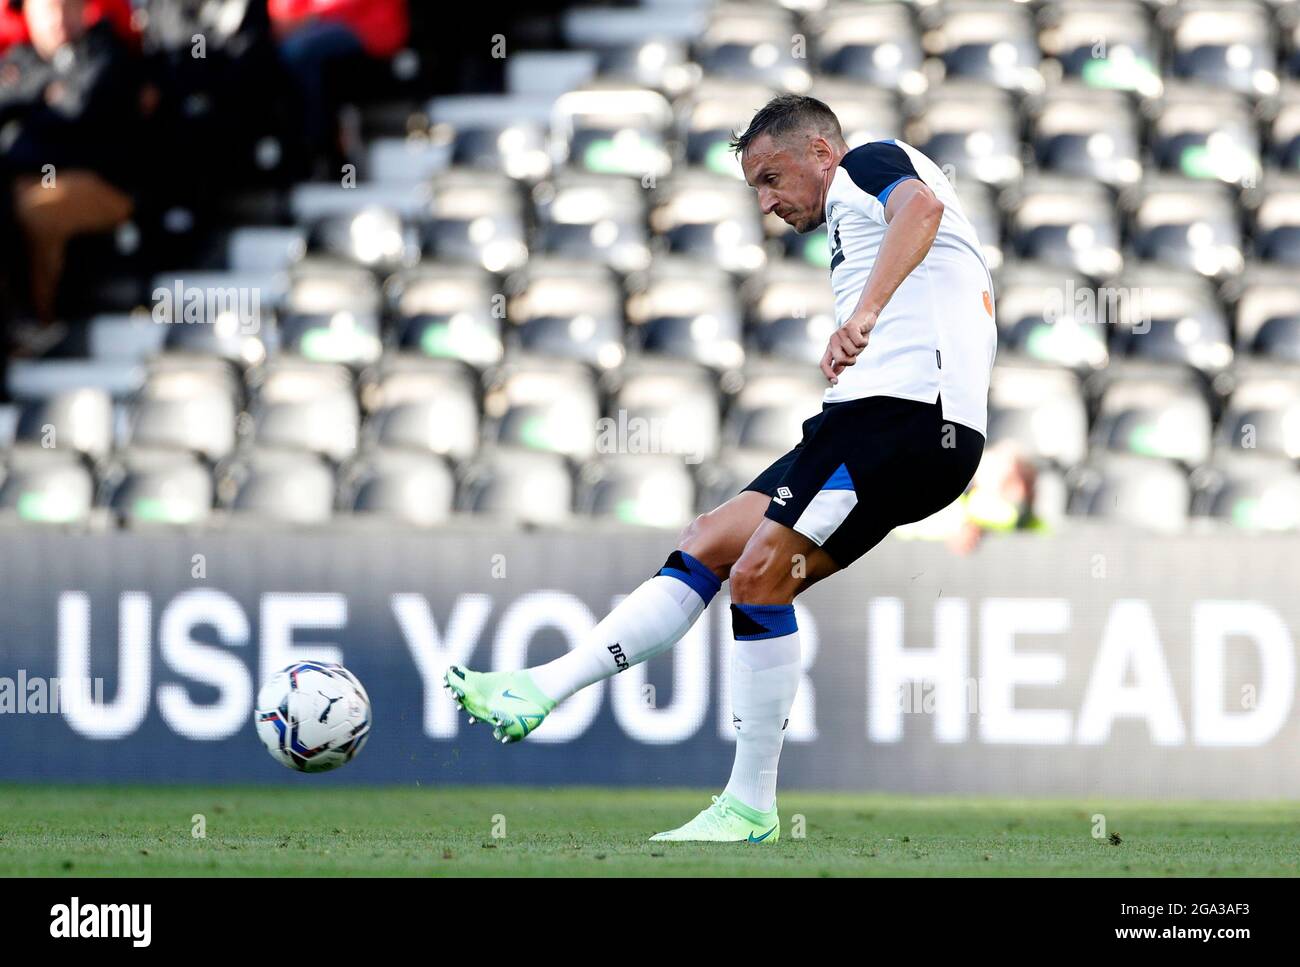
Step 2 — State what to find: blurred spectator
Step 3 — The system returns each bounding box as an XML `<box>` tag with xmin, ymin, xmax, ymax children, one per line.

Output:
<box><xmin>893</xmin><ymin>440</ymin><xmax>1047</xmax><ymax>552</ymax></box>
<box><xmin>0</xmin><ymin>0</ymin><xmax>136</xmax><ymax>57</ymax></box>
<box><xmin>136</xmin><ymin>0</ymin><xmax>286</xmax><ymax>198</ymax></box>
<box><xmin>268</xmin><ymin>0</ymin><xmax>408</xmax><ymax>171</ymax></box>
<box><xmin>946</xmin><ymin>441</ymin><xmax>1047</xmax><ymax>554</ymax></box>
<box><xmin>0</xmin><ymin>0</ymin><xmax>144</xmax><ymax>354</ymax></box>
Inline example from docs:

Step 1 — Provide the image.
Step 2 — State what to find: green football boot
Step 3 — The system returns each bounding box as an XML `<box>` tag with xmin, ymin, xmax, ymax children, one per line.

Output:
<box><xmin>649</xmin><ymin>792</ymin><xmax>780</xmax><ymax>843</ymax></box>
<box><xmin>442</xmin><ymin>665</ymin><xmax>557</xmax><ymax>743</ymax></box>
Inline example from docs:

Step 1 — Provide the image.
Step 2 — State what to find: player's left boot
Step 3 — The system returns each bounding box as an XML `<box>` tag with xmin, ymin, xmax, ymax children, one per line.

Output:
<box><xmin>649</xmin><ymin>792</ymin><xmax>780</xmax><ymax>843</ymax></box>
<box><xmin>442</xmin><ymin>666</ymin><xmax>556</xmax><ymax>743</ymax></box>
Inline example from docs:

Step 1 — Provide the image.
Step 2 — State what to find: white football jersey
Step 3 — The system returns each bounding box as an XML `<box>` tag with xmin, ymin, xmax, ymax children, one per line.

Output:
<box><xmin>823</xmin><ymin>138</ymin><xmax>998</xmax><ymax>437</ymax></box>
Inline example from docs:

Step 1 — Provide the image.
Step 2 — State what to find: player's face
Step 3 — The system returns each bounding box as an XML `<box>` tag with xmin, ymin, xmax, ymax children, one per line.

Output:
<box><xmin>741</xmin><ymin>132</ymin><xmax>831</xmax><ymax>235</ymax></box>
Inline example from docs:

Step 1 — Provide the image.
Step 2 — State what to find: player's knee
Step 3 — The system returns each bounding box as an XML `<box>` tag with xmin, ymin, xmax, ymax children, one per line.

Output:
<box><xmin>677</xmin><ymin>513</ymin><xmax>728</xmax><ymax>574</ymax></box>
<box><xmin>728</xmin><ymin>555</ymin><xmax>775</xmax><ymax>604</ymax></box>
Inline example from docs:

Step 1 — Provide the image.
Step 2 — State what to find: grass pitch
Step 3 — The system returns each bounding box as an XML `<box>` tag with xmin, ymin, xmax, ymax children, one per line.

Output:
<box><xmin>1</xmin><ymin>785</ymin><xmax>1296</xmax><ymax>877</ymax></box>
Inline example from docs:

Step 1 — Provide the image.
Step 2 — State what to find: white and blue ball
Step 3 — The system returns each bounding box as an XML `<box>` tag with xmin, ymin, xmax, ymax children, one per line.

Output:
<box><xmin>254</xmin><ymin>661</ymin><xmax>371</xmax><ymax>773</ymax></box>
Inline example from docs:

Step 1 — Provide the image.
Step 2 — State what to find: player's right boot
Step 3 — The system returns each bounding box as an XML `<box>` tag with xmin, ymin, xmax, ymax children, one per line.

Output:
<box><xmin>442</xmin><ymin>666</ymin><xmax>556</xmax><ymax>743</ymax></box>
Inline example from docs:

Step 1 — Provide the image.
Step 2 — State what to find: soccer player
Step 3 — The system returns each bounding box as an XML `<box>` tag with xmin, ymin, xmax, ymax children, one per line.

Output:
<box><xmin>445</xmin><ymin>94</ymin><xmax>998</xmax><ymax>843</ymax></box>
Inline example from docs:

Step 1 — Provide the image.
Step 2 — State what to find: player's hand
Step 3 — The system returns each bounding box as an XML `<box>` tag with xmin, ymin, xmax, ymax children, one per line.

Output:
<box><xmin>820</xmin><ymin>310</ymin><xmax>878</xmax><ymax>385</ymax></box>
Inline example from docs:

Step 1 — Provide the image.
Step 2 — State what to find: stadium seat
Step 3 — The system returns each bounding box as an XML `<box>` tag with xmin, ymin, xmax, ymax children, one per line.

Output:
<box><xmin>457</xmin><ymin>448</ymin><xmax>575</xmax><ymax>526</ymax></box>
<box><xmin>694</xmin><ymin>447</ymin><xmax>785</xmax><ymax>514</ymax></box>
<box><xmin>626</xmin><ymin>258</ymin><xmax>744</xmax><ymax>371</ymax></box>
<box><xmin>0</xmin><ymin>445</ymin><xmax>95</xmax><ymax>524</ymax></box>
<box><xmin>1265</xmin><ymin>85</ymin><xmax>1300</xmax><ymax>169</ymax></box>
<box><xmin>427</xmin><ymin>94</ymin><xmax>553</xmax><ymax>182</ymax></box>
<box><xmin>128</xmin><ymin>367</ymin><xmax>239</xmax><ymax>462</ymax></box>
<box><xmin>1229</xmin><ymin>266</ymin><xmax>1300</xmax><ymax>362</ymax></box>
<box><xmin>360</xmin><ymin>356</ymin><xmax>482</xmax><ymax>463</ymax></box>
<box><xmin>532</xmin><ymin>175</ymin><xmax>651</xmax><ymax>273</ymax></box>
<box><xmin>987</xmin><ymin>361</ymin><xmax>1090</xmax><ymax>467</ymax></box>
<box><xmin>506</xmin><ymin>259</ymin><xmax>625</xmax><ymax>369</ymax></box>
<box><xmin>247</xmin><ymin>360</ymin><xmax>360</xmax><ymax>463</ymax></box>
<box><xmin>1003</xmin><ymin>175</ymin><xmax>1123</xmax><ymax>278</ymax></box>
<box><xmin>810</xmin><ymin>1</ymin><xmax>926</xmax><ymax>94</ymax></box>
<box><xmin>1067</xmin><ymin>453</ymin><xmax>1192</xmax><ymax>533</ymax></box>
<box><xmin>650</xmin><ymin>170</ymin><xmax>766</xmax><ymax>275</ymax></box>
<box><xmin>1190</xmin><ymin>453</ymin><xmax>1300</xmax><ymax>531</ymax></box>
<box><xmin>338</xmin><ymin>447</ymin><xmax>456</xmax><ymax>527</ymax></box>
<box><xmin>1123</xmin><ymin>177</ymin><xmax>1244</xmax><ymax>278</ymax></box>
<box><xmin>677</xmin><ymin>79</ymin><xmax>779</xmax><ymax>179</ymax></box>
<box><xmin>366</xmin><ymin>135</ymin><xmax>453</xmax><ymax>184</ymax></box>
<box><xmin>14</xmin><ymin>388</ymin><xmax>114</xmax><ymax>462</ymax></box>
<box><xmin>994</xmin><ymin>262</ymin><xmax>1109</xmax><ymax>370</ymax></box>
<box><xmin>1089</xmin><ymin>366</ymin><xmax>1215</xmax><ymax>465</ymax></box>
<box><xmin>419</xmin><ymin>169</ymin><xmax>528</xmax><ymax>272</ymax></box>
<box><xmin>741</xmin><ymin>261</ymin><xmax>839</xmax><ymax>366</ymax></box>
<box><xmin>905</xmin><ymin>82</ymin><xmax>1023</xmax><ymax>185</ymax></box>
<box><xmin>695</xmin><ymin>4</ymin><xmax>810</xmax><ymax>92</ymax></box>
<box><xmin>277</xmin><ymin>261</ymin><xmax>384</xmax><ymax>365</ymax></box>
<box><xmin>1214</xmin><ymin>368</ymin><xmax>1300</xmax><ymax>460</ymax></box>
<box><xmin>386</xmin><ymin>264</ymin><xmax>504</xmax><ymax>370</ymax></box>
<box><xmin>551</xmin><ymin>83</ymin><xmax>674</xmax><ymax>179</ymax></box>
<box><xmin>219</xmin><ymin>447</ymin><xmax>337</xmax><ymax>525</ymax></box>
<box><xmin>953</xmin><ymin>179</ymin><xmax>1002</xmax><ymax>270</ymax></box>
<box><xmin>1103</xmin><ymin>264</ymin><xmax>1233</xmax><ymax>373</ymax></box>
<box><xmin>1029</xmin><ymin>83</ymin><xmax>1142</xmax><ymax>186</ymax></box>
<box><xmin>1037</xmin><ymin>0</ymin><xmax>1163</xmax><ymax>97</ymax></box>
<box><xmin>1150</xmin><ymin>84</ymin><xmax>1261</xmax><ymax>186</ymax></box>
<box><xmin>87</xmin><ymin>312</ymin><xmax>169</xmax><ymax>362</ymax></box>
<box><xmin>482</xmin><ymin>356</ymin><xmax>600</xmax><ymax>461</ymax></box>
<box><xmin>724</xmin><ymin>364</ymin><xmax>826</xmax><ymax>452</ymax></box>
<box><xmin>103</xmin><ymin>447</ymin><xmax>215</xmax><ymax>526</ymax></box>
<box><xmin>561</xmin><ymin>6</ymin><xmax>704</xmax><ymax>96</ymax></box>
<box><xmin>1166</xmin><ymin>0</ymin><xmax>1278</xmax><ymax>97</ymax></box>
<box><xmin>605</xmin><ymin>358</ymin><xmax>722</xmax><ymax>465</ymax></box>
<box><xmin>6</xmin><ymin>360</ymin><xmax>147</xmax><ymax>401</ymax></box>
<box><xmin>577</xmin><ymin>453</ymin><xmax>696</xmax><ymax>528</ymax></box>
<box><xmin>225</xmin><ymin>227</ymin><xmax>307</xmax><ymax>273</ymax></box>
<box><xmin>307</xmin><ymin>206</ymin><xmax>419</xmax><ymax>271</ymax></box>
<box><xmin>1249</xmin><ymin>177</ymin><xmax>1300</xmax><ymax>266</ymax></box>
<box><xmin>921</xmin><ymin>0</ymin><xmax>1044</xmax><ymax>93</ymax></box>
<box><xmin>809</xmin><ymin>79</ymin><xmax>904</xmax><ymax>148</ymax></box>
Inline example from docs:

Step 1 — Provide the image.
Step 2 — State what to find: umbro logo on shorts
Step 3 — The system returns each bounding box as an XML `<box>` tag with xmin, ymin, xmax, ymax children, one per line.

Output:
<box><xmin>773</xmin><ymin>486</ymin><xmax>793</xmax><ymax>506</ymax></box>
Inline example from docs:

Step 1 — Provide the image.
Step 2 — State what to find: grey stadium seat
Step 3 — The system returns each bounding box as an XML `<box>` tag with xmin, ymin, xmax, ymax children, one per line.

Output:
<box><xmin>607</xmin><ymin>359</ymin><xmax>722</xmax><ymax>466</ymax></box>
<box><xmin>220</xmin><ymin>447</ymin><xmax>336</xmax><ymax>525</ymax></box>
<box><xmin>627</xmin><ymin>259</ymin><xmax>744</xmax><ymax>371</ymax></box>
<box><xmin>339</xmin><ymin>448</ymin><xmax>456</xmax><ymax>527</ymax></box>
<box><xmin>0</xmin><ymin>446</ymin><xmax>95</xmax><ymax>524</ymax></box>
<box><xmin>386</xmin><ymin>264</ymin><xmax>504</xmax><ymax>370</ymax></box>
<box><xmin>103</xmin><ymin>447</ymin><xmax>214</xmax><ymax>526</ymax></box>
<box><xmin>361</xmin><ymin>357</ymin><xmax>481</xmax><ymax>463</ymax></box>
<box><xmin>129</xmin><ymin>367</ymin><xmax>238</xmax><ymax>462</ymax></box>
<box><xmin>1068</xmin><ymin>453</ymin><xmax>1192</xmax><ymax>534</ymax></box>
<box><xmin>457</xmin><ymin>448</ymin><xmax>574</xmax><ymax>526</ymax></box>
<box><xmin>15</xmin><ymin>388</ymin><xmax>114</xmax><ymax>461</ymax></box>
<box><xmin>577</xmin><ymin>453</ymin><xmax>696</xmax><ymax>529</ymax></box>
<box><xmin>249</xmin><ymin>361</ymin><xmax>359</xmax><ymax>462</ymax></box>
<box><xmin>482</xmin><ymin>356</ymin><xmax>600</xmax><ymax>461</ymax></box>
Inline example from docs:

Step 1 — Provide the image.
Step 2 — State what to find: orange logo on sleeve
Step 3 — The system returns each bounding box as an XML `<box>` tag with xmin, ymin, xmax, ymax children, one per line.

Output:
<box><xmin>982</xmin><ymin>290</ymin><xmax>993</xmax><ymax>317</ymax></box>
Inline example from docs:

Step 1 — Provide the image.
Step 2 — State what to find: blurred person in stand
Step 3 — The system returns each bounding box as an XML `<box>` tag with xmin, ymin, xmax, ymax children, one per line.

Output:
<box><xmin>267</xmin><ymin>0</ymin><xmax>408</xmax><ymax>175</ymax></box>
<box><xmin>0</xmin><ymin>0</ymin><xmax>144</xmax><ymax>356</ymax></box>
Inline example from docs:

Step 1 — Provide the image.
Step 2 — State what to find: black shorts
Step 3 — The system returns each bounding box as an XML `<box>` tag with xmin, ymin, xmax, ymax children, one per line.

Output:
<box><xmin>740</xmin><ymin>393</ymin><xmax>985</xmax><ymax>569</ymax></box>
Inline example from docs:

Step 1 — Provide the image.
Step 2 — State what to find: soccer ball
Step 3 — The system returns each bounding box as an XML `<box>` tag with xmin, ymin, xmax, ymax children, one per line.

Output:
<box><xmin>254</xmin><ymin>661</ymin><xmax>372</xmax><ymax>773</ymax></box>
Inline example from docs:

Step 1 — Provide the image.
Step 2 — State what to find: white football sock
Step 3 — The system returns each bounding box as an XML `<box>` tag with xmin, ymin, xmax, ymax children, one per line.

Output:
<box><xmin>723</xmin><ymin>604</ymin><xmax>801</xmax><ymax>814</ymax></box>
<box><xmin>528</xmin><ymin>552</ymin><xmax>721</xmax><ymax>703</ymax></box>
